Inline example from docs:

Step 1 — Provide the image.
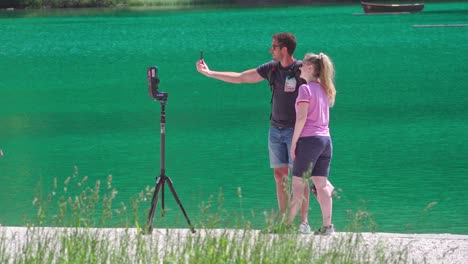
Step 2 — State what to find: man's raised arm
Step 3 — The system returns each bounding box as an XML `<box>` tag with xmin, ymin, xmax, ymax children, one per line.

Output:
<box><xmin>196</xmin><ymin>60</ymin><xmax>264</xmax><ymax>84</ymax></box>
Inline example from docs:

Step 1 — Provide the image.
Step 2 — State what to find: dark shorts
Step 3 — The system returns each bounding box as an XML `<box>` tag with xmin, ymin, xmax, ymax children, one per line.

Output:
<box><xmin>292</xmin><ymin>136</ymin><xmax>332</xmax><ymax>178</ymax></box>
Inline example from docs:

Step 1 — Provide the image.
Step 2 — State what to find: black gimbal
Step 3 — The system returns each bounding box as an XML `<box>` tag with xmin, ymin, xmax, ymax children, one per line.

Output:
<box><xmin>146</xmin><ymin>66</ymin><xmax>195</xmax><ymax>234</ymax></box>
<box><xmin>147</xmin><ymin>66</ymin><xmax>168</xmax><ymax>101</ymax></box>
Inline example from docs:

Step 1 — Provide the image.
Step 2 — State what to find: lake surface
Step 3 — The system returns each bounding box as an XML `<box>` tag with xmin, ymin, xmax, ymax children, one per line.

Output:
<box><xmin>1</xmin><ymin>2</ymin><xmax>467</xmax><ymax>234</ymax></box>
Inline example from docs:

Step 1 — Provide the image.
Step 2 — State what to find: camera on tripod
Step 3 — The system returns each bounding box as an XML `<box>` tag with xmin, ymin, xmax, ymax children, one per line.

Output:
<box><xmin>147</xmin><ymin>66</ymin><xmax>168</xmax><ymax>101</ymax></box>
<box><xmin>145</xmin><ymin>65</ymin><xmax>195</xmax><ymax>234</ymax></box>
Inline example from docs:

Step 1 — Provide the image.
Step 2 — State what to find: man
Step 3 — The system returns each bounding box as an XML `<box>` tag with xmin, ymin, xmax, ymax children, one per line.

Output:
<box><xmin>196</xmin><ymin>32</ymin><xmax>308</xmax><ymax>230</ymax></box>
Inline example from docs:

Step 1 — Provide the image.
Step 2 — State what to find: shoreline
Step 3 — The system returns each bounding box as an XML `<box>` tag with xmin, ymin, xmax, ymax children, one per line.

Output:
<box><xmin>1</xmin><ymin>226</ymin><xmax>467</xmax><ymax>263</ymax></box>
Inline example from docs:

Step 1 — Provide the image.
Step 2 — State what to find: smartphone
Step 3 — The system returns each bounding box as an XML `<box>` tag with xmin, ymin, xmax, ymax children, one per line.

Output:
<box><xmin>147</xmin><ymin>66</ymin><xmax>160</xmax><ymax>99</ymax></box>
<box><xmin>200</xmin><ymin>50</ymin><xmax>203</xmax><ymax>60</ymax></box>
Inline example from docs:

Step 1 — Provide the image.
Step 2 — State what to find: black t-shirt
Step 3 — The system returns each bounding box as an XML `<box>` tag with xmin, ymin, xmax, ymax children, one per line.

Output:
<box><xmin>257</xmin><ymin>60</ymin><xmax>304</xmax><ymax>128</ymax></box>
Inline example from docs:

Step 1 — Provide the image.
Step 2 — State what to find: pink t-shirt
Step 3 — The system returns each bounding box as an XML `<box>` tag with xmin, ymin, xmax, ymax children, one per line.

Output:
<box><xmin>295</xmin><ymin>82</ymin><xmax>330</xmax><ymax>137</ymax></box>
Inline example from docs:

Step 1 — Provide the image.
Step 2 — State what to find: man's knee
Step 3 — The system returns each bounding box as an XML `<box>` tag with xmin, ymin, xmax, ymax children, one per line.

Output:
<box><xmin>274</xmin><ymin>167</ymin><xmax>289</xmax><ymax>181</ymax></box>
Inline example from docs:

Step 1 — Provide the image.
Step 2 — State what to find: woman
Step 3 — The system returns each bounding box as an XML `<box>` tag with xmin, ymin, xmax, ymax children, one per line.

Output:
<box><xmin>288</xmin><ymin>52</ymin><xmax>336</xmax><ymax>235</ymax></box>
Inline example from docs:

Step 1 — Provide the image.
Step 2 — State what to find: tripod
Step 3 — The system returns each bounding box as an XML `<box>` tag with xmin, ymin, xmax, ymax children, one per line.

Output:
<box><xmin>146</xmin><ymin>94</ymin><xmax>196</xmax><ymax>234</ymax></box>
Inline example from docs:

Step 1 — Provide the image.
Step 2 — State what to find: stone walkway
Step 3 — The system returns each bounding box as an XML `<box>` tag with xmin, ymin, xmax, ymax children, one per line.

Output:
<box><xmin>1</xmin><ymin>227</ymin><xmax>467</xmax><ymax>263</ymax></box>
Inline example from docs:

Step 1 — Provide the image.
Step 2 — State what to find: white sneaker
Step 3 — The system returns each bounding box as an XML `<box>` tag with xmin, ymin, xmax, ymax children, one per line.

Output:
<box><xmin>298</xmin><ymin>222</ymin><xmax>311</xmax><ymax>234</ymax></box>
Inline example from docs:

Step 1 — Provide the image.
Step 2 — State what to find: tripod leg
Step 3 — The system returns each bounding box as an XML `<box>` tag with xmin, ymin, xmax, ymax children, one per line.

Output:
<box><xmin>146</xmin><ymin>177</ymin><xmax>164</xmax><ymax>234</ymax></box>
<box><xmin>165</xmin><ymin>177</ymin><xmax>196</xmax><ymax>233</ymax></box>
<box><xmin>161</xmin><ymin>180</ymin><xmax>166</xmax><ymax>217</ymax></box>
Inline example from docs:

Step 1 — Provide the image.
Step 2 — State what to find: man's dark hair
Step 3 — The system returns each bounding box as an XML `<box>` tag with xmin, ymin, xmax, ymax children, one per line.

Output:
<box><xmin>273</xmin><ymin>32</ymin><xmax>297</xmax><ymax>56</ymax></box>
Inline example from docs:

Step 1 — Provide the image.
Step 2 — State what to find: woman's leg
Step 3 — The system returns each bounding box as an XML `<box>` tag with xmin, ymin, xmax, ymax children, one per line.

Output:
<box><xmin>288</xmin><ymin>176</ymin><xmax>308</xmax><ymax>224</ymax></box>
<box><xmin>312</xmin><ymin>176</ymin><xmax>333</xmax><ymax>227</ymax></box>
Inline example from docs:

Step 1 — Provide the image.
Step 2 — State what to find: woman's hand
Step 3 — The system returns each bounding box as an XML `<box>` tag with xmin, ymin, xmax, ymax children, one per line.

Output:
<box><xmin>290</xmin><ymin>142</ymin><xmax>297</xmax><ymax>161</ymax></box>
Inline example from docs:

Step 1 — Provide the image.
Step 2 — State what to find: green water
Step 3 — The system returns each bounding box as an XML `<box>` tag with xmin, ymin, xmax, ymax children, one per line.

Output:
<box><xmin>1</xmin><ymin>3</ymin><xmax>467</xmax><ymax>234</ymax></box>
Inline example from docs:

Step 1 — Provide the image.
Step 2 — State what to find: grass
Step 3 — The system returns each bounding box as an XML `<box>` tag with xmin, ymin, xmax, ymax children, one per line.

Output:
<box><xmin>1</xmin><ymin>227</ymin><xmax>410</xmax><ymax>263</ymax></box>
<box><xmin>0</xmin><ymin>167</ymin><xmax>410</xmax><ymax>263</ymax></box>
<box><xmin>8</xmin><ymin>0</ymin><xmax>228</xmax><ymax>9</ymax></box>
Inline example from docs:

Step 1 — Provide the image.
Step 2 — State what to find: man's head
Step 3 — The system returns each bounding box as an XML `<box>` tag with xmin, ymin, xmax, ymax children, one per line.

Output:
<box><xmin>271</xmin><ymin>32</ymin><xmax>297</xmax><ymax>56</ymax></box>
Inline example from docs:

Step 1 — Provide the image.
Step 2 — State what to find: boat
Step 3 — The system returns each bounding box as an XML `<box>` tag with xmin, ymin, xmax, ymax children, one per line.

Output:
<box><xmin>361</xmin><ymin>1</ymin><xmax>425</xmax><ymax>14</ymax></box>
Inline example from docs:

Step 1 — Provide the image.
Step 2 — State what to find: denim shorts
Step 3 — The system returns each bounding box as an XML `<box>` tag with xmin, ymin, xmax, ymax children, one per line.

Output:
<box><xmin>268</xmin><ymin>127</ymin><xmax>294</xmax><ymax>168</ymax></box>
<box><xmin>292</xmin><ymin>136</ymin><xmax>332</xmax><ymax>177</ymax></box>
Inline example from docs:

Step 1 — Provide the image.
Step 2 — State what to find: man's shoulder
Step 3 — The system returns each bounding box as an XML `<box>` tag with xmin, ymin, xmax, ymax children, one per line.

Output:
<box><xmin>256</xmin><ymin>60</ymin><xmax>278</xmax><ymax>78</ymax></box>
<box><xmin>257</xmin><ymin>60</ymin><xmax>278</xmax><ymax>70</ymax></box>
<box><xmin>291</xmin><ymin>59</ymin><xmax>302</xmax><ymax>69</ymax></box>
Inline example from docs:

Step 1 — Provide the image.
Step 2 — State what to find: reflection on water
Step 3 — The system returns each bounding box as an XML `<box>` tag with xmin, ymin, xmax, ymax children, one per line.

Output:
<box><xmin>0</xmin><ymin>3</ymin><xmax>467</xmax><ymax>234</ymax></box>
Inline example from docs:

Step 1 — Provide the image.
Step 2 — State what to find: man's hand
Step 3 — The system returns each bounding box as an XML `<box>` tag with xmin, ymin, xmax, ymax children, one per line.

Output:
<box><xmin>196</xmin><ymin>59</ymin><xmax>210</xmax><ymax>76</ymax></box>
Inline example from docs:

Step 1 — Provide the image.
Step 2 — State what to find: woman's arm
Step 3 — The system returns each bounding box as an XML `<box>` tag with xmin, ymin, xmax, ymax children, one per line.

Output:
<box><xmin>291</xmin><ymin>102</ymin><xmax>309</xmax><ymax>160</ymax></box>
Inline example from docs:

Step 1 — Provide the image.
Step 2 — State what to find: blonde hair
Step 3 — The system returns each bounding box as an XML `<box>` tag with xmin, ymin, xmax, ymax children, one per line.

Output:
<box><xmin>303</xmin><ymin>52</ymin><xmax>336</xmax><ymax>107</ymax></box>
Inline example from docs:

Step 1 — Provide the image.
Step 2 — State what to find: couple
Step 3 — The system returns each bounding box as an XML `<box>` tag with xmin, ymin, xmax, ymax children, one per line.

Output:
<box><xmin>196</xmin><ymin>32</ymin><xmax>336</xmax><ymax>235</ymax></box>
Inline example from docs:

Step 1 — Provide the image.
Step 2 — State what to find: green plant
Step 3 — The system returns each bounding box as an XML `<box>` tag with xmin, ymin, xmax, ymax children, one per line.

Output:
<box><xmin>18</xmin><ymin>167</ymin><xmax>412</xmax><ymax>263</ymax></box>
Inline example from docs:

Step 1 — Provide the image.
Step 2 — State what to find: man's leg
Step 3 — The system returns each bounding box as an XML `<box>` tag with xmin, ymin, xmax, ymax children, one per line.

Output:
<box><xmin>300</xmin><ymin>179</ymin><xmax>310</xmax><ymax>223</ymax></box>
<box><xmin>274</xmin><ymin>166</ymin><xmax>289</xmax><ymax>218</ymax></box>
<box><xmin>286</xmin><ymin>133</ymin><xmax>309</xmax><ymax>224</ymax></box>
